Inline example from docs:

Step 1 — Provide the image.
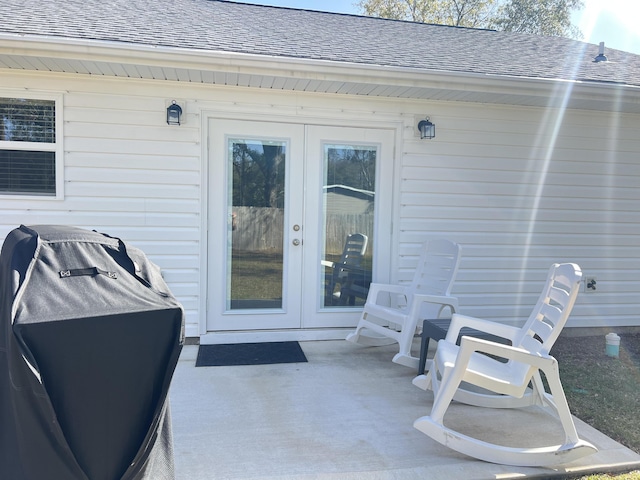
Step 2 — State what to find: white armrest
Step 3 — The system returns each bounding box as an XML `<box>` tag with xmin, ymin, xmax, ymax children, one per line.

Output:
<box><xmin>445</xmin><ymin>313</ymin><xmax>521</xmax><ymax>344</ymax></box>
<box><xmin>321</xmin><ymin>260</ymin><xmax>334</xmax><ymax>268</ymax></box>
<box><xmin>458</xmin><ymin>336</ymin><xmax>555</xmax><ymax>370</ymax></box>
<box><xmin>365</xmin><ymin>282</ymin><xmax>410</xmax><ymax>307</ymax></box>
<box><xmin>411</xmin><ymin>294</ymin><xmax>458</xmax><ymax>315</ymax></box>
<box><xmin>366</xmin><ymin>282</ymin><xmax>408</xmax><ymax>297</ymax></box>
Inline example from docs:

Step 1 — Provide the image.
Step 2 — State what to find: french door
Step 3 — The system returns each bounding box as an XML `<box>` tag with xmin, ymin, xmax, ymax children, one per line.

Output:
<box><xmin>206</xmin><ymin>119</ymin><xmax>394</xmax><ymax>332</ymax></box>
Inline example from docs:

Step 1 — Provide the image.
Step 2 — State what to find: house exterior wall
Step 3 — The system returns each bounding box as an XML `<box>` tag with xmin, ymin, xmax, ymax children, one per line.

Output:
<box><xmin>399</xmin><ymin>101</ymin><xmax>640</xmax><ymax>328</ymax></box>
<box><xmin>1</xmin><ymin>69</ymin><xmax>639</xmax><ymax>337</ymax></box>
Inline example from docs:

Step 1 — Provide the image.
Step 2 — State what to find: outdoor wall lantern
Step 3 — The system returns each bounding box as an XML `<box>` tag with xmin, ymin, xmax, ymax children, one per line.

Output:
<box><xmin>417</xmin><ymin>117</ymin><xmax>435</xmax><ymax>139</ymax></box>
<box><xmin>166</xmin><ymin>100</ymin><xmax>183</xmax><ymax>125</ymax></box>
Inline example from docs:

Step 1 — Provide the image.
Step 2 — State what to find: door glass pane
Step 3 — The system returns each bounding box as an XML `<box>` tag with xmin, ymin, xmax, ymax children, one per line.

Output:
<box><xmin>227</xmin><ymin>138</ymin><xmax>286</xmax><ymax>310</ymax></box>
<box><xmin>322</xmin><ymin>144</ymin><xmax>376</xmax><ymax>308</ymax></box>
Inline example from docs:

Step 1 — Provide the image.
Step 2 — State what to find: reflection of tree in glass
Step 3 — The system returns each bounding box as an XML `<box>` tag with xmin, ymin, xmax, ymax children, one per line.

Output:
<box><xmin>0</xmin><ymin>99</ymin><xmax>56</xmax><ymax>194</ymax></box>
<box><xmin>232</xmin><ymin>142</ymin><xmax>285</xmax><ymax>208</ymax></box>
<box><xmin>0</xmin><ymin>98</ymin><xmax>55</xmax><ymax>142</ymax></box>
<box><xmin>326</xmin><ymin>147</ymin><xmax>376</xmax><ymax>191</ymax></box>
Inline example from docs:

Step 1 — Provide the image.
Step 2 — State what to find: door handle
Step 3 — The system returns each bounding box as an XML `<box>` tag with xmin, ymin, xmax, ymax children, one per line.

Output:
<box><xmin>292</xmin><ymin>239</ymin><xmax>301</xmax><ymax>246</ymax></box>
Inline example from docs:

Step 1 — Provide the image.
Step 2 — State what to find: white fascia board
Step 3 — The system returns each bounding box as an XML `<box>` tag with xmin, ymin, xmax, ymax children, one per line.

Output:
<box><xmin>1</xmin><ymin>33</ymin><xmax>639</xmax><ymax>104</ymax></box>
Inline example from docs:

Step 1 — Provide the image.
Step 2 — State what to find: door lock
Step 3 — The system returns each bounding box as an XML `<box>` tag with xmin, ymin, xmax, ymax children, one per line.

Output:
<box><xmin>292</xmin><ymin>239</ymin><xmax>301</xmax><ymax>246</ymax></box>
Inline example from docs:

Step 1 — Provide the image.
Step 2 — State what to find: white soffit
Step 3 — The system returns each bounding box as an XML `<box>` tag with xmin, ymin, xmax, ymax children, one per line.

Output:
<box><xmin>1</xmin><ymin>35</ymin><xmax>640</xmax><ymax>114</ymax></box>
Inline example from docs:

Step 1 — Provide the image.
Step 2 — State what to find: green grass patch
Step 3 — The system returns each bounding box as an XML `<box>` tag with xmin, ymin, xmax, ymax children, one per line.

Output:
<box><xmin>552</xmin><ymin>334</ymin><xmax>640</xmax><ymax>453</ymax></box>
<box><xmin>577</xmin><ymin>473</ymin><xmax>640</xmax><ymax>480</ymax></box>
<box><xmin>551</xmin><ymin>334</ymin><xmax>640</xmax><ymax>479</ymax></box>
<box><xmin>230</xmin><ymin>251</ymin><xmax>283</xmax><ymax>300</ymax></box>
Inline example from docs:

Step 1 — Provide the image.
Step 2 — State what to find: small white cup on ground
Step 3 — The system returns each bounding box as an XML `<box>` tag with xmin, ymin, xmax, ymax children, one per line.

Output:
<box><xmin>605</xmin><ymin>333</ymin><xmax>620</xmax><ymax>358</ymax></box>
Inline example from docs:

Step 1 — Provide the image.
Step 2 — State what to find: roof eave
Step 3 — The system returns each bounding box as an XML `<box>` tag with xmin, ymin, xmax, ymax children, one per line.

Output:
<box><xmin>1</xmin><ymin>34</ymin><xmax>640</xmax><ymax>113</ymax></box>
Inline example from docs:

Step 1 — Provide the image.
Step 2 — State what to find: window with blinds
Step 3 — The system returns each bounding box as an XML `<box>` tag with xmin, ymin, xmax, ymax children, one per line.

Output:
<box><xmin>1</xmin><ymin>98</ymin><xmax>57</xmax><ymax>196</ymax></box>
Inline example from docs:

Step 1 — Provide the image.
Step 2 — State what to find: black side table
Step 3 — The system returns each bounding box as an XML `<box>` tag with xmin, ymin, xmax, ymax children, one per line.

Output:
<box><xmin>418</xmin><ymin>318</ymin><xmax>510</xmax><ymax>375</ymax></box>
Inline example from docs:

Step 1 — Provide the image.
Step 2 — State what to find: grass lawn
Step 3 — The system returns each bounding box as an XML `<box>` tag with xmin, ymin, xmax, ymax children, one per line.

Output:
<box><xmin>551</xmin><ymin>333</ymin><xmax>640</xmax><ymax>479</ymax></box>
<box><xmin>230</xmin><ymin>251</ymin><xmax>283</xmax><ymax>301</ymax></box>
<box><xmin>578</xmin><ymin>474</ymin><xmax>640</xmax><ymax>480</ymax></box>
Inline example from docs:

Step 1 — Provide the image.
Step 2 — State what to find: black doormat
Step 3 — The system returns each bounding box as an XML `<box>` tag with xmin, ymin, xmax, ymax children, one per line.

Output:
<box><xmin>196</xmin><ymin>341</ymin><xmax>308</xmax><ymax>367</ymax></box>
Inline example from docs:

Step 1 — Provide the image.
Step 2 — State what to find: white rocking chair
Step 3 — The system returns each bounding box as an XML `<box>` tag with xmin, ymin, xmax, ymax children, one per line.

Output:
<box><xmin>412</xmin><ymin>263</ymin><xmax>597</xmax><ymax>466</ymax></box>
<box><xmin>346</xmin><ymin>239</ymin><xmax>461</xmax><ymax>369</ymax></box>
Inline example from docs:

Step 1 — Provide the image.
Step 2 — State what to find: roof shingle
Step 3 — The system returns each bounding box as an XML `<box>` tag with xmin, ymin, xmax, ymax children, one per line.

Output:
<box><xmin>1</xmin><ymin>0</ymin><xmax>639</xmax><ymax>87</ymax></box>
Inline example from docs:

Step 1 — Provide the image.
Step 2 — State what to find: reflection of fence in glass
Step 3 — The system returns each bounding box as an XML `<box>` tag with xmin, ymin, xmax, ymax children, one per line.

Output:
<box><xmin>231</xmin><ymin>206</ymin><xmax>373</xmax><ymax>255</ymax></box>
<box><xmin>324</xmin><ymin>214</ymin><xmax>373</xmax><ymax>258</ymax></box>
<box><xmin>230</xmin><ymin>206</ymin><xmax>284</xmax><ymax>308</ymax></box>
<box><xmin>232</xmin><ymin>206</ymin><xmax>284</xmax><ymax>252</ymax></box>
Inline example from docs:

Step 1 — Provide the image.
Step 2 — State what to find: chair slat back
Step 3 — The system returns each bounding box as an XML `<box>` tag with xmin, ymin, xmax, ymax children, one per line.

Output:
<box><xmin>406</xmin><ymin>239</ymin><xmax>461</xmax><ymax>318</ymax></box>
<box><xmin>336</xmin><ymin>233</ymin><xmax>368</xmax><ymax>280</ymax></box>
<box><xmin>514</xmin><ymin>263</ymin><xmax>582</xmax><ymax>357</ymax></box>
<box><xmin>342</xmin><ymin>234</ymin><xmax>367</xmax><ymax>263</ymax></box>
<box><xmin>411</xmin><ymin>239</ymin><xmax>461</xmax><ymax>296</ymax></box>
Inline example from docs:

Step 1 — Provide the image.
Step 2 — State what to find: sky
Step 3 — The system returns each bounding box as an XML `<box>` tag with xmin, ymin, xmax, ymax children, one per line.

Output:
<box><xmin>237</xmin><ymin>0</ymin><xmax>640</xmax><ymax>55</ymax></box>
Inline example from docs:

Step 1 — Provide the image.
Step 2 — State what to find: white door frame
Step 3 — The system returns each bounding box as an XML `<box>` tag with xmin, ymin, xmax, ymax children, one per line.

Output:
<box><xmin>199</xmin><ymin>114</ymin><xmax>399</xmax><ymax>344</ymax></box>
<box><xmin>301</xmin><ymin>125</ymin><xmax>395</xmax><ymax>329</ymax></box>
<box><xmin>206</xmin><ymin>119</ymin><xmax>305</xmax><ymax>332</ymax></box>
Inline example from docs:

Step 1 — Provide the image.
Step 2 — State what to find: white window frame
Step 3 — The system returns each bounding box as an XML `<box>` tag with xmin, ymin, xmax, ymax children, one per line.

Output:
<box><xmin>0</xmin><ymin>90</ymin><xmax>64</xmax><ymax>200</ymax></box>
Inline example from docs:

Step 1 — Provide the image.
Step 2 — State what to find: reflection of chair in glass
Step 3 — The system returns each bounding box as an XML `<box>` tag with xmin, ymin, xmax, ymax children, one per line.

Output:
<box><xmin>346</xmin><ymin>239</ymin><xmax>461</xmax><ymax>368</ymax></box>
<box><xmin>322</xmin><ymin>233</ymin><xmax>368</xmax><ymax>306</ymax></box>
<box><xmin>412</xmin><ymin>263</ymin><xmax>597</xmax><ymax>466</ymax></box>
<box><xmin>337</xmin><ymin>265</ymin><xmax>372</xmax><ymax>307</ymax></box>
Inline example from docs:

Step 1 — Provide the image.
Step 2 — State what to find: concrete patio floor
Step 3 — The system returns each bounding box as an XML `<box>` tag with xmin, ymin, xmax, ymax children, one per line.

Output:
<box><xmin>170</xmin><ymin>340</ymin><xmax>640</xmax><ymax>480</ymax></box>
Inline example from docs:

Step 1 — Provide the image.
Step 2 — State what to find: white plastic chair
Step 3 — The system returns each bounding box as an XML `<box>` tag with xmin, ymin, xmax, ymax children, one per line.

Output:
<box><xmin>346</xmin><ymin>239</ymin><xmax>461</xmax><ymax>369</ymax></box>
<box><xmin>412</xmin><ymin>263</ymin><xmax>597</xmax><ymax>466</ymax></box>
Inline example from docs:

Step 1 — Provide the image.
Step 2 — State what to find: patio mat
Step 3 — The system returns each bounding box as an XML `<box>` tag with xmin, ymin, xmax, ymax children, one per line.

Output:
<box><xmin>195</xmin><ymin>341</ymin><xmax>308</xmax><ymax>367</ymax></box>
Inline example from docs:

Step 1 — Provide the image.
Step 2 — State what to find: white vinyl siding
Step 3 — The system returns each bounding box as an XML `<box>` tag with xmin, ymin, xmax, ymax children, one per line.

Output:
<box><xmin>0</xmin><ymin>79</ymin><xmax>201</xmax><ymax>334</ymax></box>
<box><xmin>1</xmin><ymin>71</ymin><xmax>639</xmax><ymax>336</ymax></box>
<box><xmin>63</xmin><ymin>93</ymin><xmax>201</xmax><ymax>332</ymax></box>
<box><xmin>397</xmin><ymin>104</ymin><xmax>640</xmax><ymax>328</ymax></box>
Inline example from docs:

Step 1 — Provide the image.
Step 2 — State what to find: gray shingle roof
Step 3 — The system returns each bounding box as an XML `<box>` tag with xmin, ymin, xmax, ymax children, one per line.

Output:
<box><xmin>1</xmin><ymin>0</ymin><xmax>640</xmax><ymax>87</ymax></box>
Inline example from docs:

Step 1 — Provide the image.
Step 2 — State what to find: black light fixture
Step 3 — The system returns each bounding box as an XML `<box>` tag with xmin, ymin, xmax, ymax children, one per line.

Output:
<box><xmin>418</xmin><ymin>117</ymin><xmax>435</xmax><ymax>139</ymax></box>
<box><xmin>166</xmin><ymin>100</ymin><xmax>183</xmax><ymax>125</ymax></box>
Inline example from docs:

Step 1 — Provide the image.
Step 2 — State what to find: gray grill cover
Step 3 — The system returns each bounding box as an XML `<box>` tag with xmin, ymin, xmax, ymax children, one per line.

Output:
<box><xmin>0</xmin><ymin>225</ymin><xmax>184</xmax><ymax>480</ymax></box>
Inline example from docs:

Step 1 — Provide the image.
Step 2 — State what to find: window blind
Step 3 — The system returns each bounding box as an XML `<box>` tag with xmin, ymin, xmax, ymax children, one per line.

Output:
<box><xmin>0</xmin><ymin>98</ymin><xmax>55</xmax><ymax>143</ymax></box>
<box><xmin>0</xmin><ymin>150</ymin><xmax>56</xmax><ymax>195</ymax></box>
